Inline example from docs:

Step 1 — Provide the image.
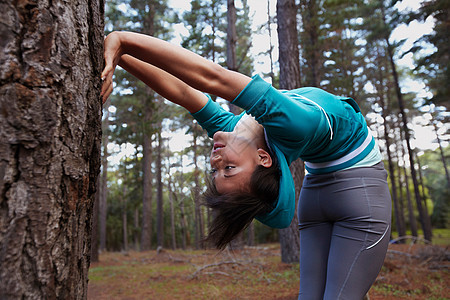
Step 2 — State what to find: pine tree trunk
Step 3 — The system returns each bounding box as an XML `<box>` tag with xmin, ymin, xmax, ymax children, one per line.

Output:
<box><xmin>140</xmin><ymin>5</ymin><xmax>156</xmax><ymax>251</ymax></box>
<box><xmin>432</xmin><ymin>120</ymin><xmax>450</xmax><ymax>188</ymax></box>
<box><xmin>277</xmin><ymin>0</ymin><xmax>302</xmax><ymax>264</ymax></box>
<box><xmin>168</xmin><ymin>177</ymin><xmax>177</xmax><ymax>250</ymax></box>
<box><xmin>134</xmin><ymin>207</ymin><xmax>140</xmax><ymax>250</ymax></box>
<box><xmin>299</xmin><ymin>0</ymin><xmax>320</xmax><ymax>87</ymax></box>
<box><xmin>156</xmin><ymin>129</ymin><xmax>164</xmax><ymax>248</ymax></box>
<box><xmin>398</xmin><ymin>135</ymin><xmax>418</xmax><ymax>237</ymax></box>
<box><xmin>226</xmin><ymin>1</ymin><xmax>241</xmax><ymax>116</ymax></box>
<box><xmin>0</xmin><ymin>1</ymin><xmax>104</xmax><ymax>298</ymax></box>
<box><xmin>122</xmin><ymin>184</ymin><xmax>128</xmax><ymax>252</ymax></box>
<box><xmin>192</xmin><ymin>129</ymin><xmax>204</xmax><ymax>249</ymax></box>
<box><xmin>266</xmin><ymin>0</ymin><xmax>276</xmax><ymax>84</ymax></box>
<box><xmin>99</xmin><ymin>109</ymin><xmax>109</xmax><ymax>251</ymax></box>
<box><xmin>141</xmin><ymin>104</ymin><xmax>153</xmax><ymax>250</ymax></box>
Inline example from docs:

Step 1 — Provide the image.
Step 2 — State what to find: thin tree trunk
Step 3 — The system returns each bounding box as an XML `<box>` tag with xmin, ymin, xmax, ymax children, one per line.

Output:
<box><xmin>134</xmin><ymin>208</ymin><xmax>140</xmax><ymax>250</ymax></box>
<box><xmin>226</xmin><ymin>0</ymin><xmax>241</xmax><ymax>116</ymax></box>
<box><xmin>179</xmin><ymin>195</ymin><xmax>188</xmax><ymax>250</ymax></box>
<box><xmin>141</xmin><ymin>93</ymin><xmax>153</xmax><ymax>251</ymax></box>
<box><xmin>168</xmin><ymin>177</ymin><xmax>177</xmax><ymax>250</ymax></box>
<box><xmin>432</xmin><ymin>119</ymin><xmax>450</xmax><ymax>188</ymax></box>
<box><xmin>394</xmin><ymin>146</ymin><xmax>406</xmax><ymax>233</ymax></box>
<box><xmin>398</xmin><ymin>136</ymin><xmax>418</xmax><ymax>237</ymax></box>
<box><xmin>0</xmin><ymin>1</ymin><xmax>103</xmax><ymax>298</ymax></box>
<box><xmin>140</xmin><ymin>5</ymin><xmax>156</xmax><ymax>251</ymax></box>
<box><xmin>100</xmin><ymin>109</ymin><xmax>109</xmax><ymax>251</ymax></box>
<box><xmin>156</xmin><ymin>129</ymin><xmax>164</xmax><ymax>249</ymax></box>
<box><xmin>122</xmin><ymin>184</ymin><xmax>128</xmax><ymax>252</ymax></box>
<box><xmin>414</xmin><ymin>151</ymin><xmax>431</xmax><ymax>229</ymax></box>
<box><xmin>266</xmin><ymin>0</ymin><xmax>276</xmax><ymax>84</ymax></box>
<box><xmin>193</xmin><ymin>127</ymin><xmax>204</xmax><ymax>249</ymax></box>
<box><xmin>299</xmin><ymin>0</ymin><xmax>320</xmax><ymax>87</ymax></box>
<box><xmin>277</xmin><ymin>0</ymin><xmax>302</xmax><ymax>264</ymax></box>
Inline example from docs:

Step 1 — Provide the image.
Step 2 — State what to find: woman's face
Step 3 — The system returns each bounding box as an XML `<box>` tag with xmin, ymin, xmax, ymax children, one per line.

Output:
<box><xmin>209</xmin><ymin>130</ymin><xmax>266</xmax><ymax>194</ymax></box>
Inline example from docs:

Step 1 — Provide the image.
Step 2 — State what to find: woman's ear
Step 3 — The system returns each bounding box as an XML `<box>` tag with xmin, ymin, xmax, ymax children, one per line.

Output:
<box><xmin>257</xmin><ymin>149</ymin><xmax>273</xmax><ymax>168</ymax></box>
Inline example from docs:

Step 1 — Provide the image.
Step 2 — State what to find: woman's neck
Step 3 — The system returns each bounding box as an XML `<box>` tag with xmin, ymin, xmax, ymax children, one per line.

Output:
<box><xmin>234</xmin><ymin>114</ymin><xmax>266</xmax><ymax>149</ymax></box>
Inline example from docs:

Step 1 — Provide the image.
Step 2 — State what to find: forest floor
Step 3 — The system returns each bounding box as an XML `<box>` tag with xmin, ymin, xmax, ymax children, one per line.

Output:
<box><xmin>88</xmin><ymin>241</ymin><xmax>449</xmax><ymax>300</ymax></box>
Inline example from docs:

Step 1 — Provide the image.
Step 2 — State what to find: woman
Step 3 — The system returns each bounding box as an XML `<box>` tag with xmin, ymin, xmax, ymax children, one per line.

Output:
<box><xmin>101</xmin><ymin>31</ymin><xmax>391</xmax><ymax>299</ymax></box>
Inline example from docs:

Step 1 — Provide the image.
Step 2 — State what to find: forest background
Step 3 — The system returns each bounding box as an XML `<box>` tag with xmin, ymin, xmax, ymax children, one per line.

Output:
<box><xmin>95</xmin><ymin>0</ymin><xmax>449</xmax><ymax>257</ymax></box>
<box><xmin>1</xmin><ymin>0</ymin><xmax>447</xmax><ymax>299</ymax></box>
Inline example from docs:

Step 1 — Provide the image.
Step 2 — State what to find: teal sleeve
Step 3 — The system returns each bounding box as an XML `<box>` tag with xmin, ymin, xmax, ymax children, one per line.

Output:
<box><xmin>190</xmin><ymin>95</ymin><xmax>244</xmax><ymax>138</ymax></box>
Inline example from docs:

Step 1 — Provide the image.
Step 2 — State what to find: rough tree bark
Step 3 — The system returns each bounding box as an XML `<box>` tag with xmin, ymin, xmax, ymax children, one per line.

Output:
<box><xmin>277</xmin><ymin>0</ymin><xmax>302</xmax><ymax>264</ymax></box>
<box><xmin>0</xmin><ymin>0</ymin><xmax>104</xmax><ymax>299</ymax></box>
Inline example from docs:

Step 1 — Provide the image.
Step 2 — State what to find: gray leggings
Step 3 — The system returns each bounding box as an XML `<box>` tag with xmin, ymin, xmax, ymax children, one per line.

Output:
<box><xmin>298</xmin><ymin>162</ymin><xmax>391</xmax><ymax>300</ymax></box>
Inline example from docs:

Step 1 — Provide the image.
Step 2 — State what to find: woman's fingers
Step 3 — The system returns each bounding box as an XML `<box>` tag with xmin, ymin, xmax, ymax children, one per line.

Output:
<box><xmin>101</xmin><ymin>74</ymin><xmax>113</xmax><ymax>103</ymax></box>
<box><xmin>100</xmin><ymin>33</ymin><xmax>120</xmax><ymax>103</ymax></box>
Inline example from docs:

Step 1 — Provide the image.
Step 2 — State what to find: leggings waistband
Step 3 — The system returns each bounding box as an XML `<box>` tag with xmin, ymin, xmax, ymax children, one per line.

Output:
<box><xmin>303</xmin><ymin>162</ymin><xmax>387</xmax><ymax>187</ymax></box>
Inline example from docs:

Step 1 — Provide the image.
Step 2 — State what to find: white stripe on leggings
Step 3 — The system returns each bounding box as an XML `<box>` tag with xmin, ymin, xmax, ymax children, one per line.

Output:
<box><xmin>366</xmin><ymin>225</ymin><xmax>390</xmax><ymax>250</ymax></box>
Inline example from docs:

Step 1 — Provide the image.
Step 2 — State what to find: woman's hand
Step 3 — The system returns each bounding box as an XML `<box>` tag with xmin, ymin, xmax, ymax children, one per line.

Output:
<box><xmin>100</xmin><ymin>32</ymin><xmax>123</xmax><ymax>103</ymax></box>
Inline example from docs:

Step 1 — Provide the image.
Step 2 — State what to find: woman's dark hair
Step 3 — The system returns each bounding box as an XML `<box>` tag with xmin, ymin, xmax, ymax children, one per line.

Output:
<box><xmin>203</xmin><ymin>155</ymin><xmax>280</xmax><ymax>250</ymax></box>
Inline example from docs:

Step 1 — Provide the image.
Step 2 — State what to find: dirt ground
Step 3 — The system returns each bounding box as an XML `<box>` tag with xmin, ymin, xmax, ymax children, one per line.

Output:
<box><xmin>88</xmin><ymin>243</ymin><xmax>449</xmax><ymax>299</ymax></box>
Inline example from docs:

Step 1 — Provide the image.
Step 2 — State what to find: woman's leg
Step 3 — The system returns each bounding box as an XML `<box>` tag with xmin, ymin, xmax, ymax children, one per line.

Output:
<box><xmin>298</xmin><ymin>163</ymin><xmax>391</xmax><ymax>300</ymax></box>
<box><xmin>298</xmin><ymin>183</ymin><xmax>333</xmax><ymax>299</ymax></box>
<box><xmin>322</xmin><ymin>164</ymin><xmax>391</xmax><ymax>299</ymax></box>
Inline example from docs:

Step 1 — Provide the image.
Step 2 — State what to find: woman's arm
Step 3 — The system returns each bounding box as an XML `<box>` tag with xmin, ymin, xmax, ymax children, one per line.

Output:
<box><xmin>101</xmin><ymin>31</ymin><xmax>251</xmax><ymax>103</ymax></box>
<box><xmin>118</xmin><ymin>55</ymin><xmax>208</xmax><ymax>113</ymax></box>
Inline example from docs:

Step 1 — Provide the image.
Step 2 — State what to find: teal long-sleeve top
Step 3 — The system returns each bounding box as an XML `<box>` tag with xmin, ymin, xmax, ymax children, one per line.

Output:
<box><xmin>191</xmin><ymin>75</ymin><xmax>380</xmax><ymax>228</ymax></box>
<box><xmin>192</xmin><ymin>74</ymin><xmax>378</xmax><ymax>174</ymax></box>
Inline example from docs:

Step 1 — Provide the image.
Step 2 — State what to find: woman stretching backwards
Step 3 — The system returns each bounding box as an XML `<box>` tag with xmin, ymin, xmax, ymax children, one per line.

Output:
<box><xmin>101</xmin><ymin>31</ymin><xmax>391</xmax><ymax>300</ymax></box>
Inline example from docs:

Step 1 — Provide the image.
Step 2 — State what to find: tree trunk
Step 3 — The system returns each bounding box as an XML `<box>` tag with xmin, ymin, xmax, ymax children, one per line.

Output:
<box><xmin>156</xmin><ymin>127</ymin><xmax>164</xmax><ymax>248</ymax></box>
<box><xmin>0</xmin><ymin>1</ymin><xmax>104</xmax><ymax>298</ymax></box>
<box><xmin>179</xmin><ymin>195</ymin><xmax>189</xmax><ymax>249</ymax></box>
<box><xmin>398</xmin><ymin>134</ymin><xmax>418</xmax><ymax>237</ymax></box>
<box><xmin>299</xmin><ymin>0</ymin><xmax>320</xmax><ymax>87</ymax></box>
<box><xmin>277</xmin><ymin>0</ymin><xmax>302</xmax><ymax>264</ymax></box>
<box><xmin>393</xmin><ymin>146</ymin><xmax>406</xmax><ymax>232</ymax></box>
<box><xmin>192</xmin><ymin>128</ymin><xmax>204</xmax><ymax>249</ymax></box>
<box><xmin>134</xmin><ymin>207</ymin><xmax>140</xmax><ymax>250</ymax></box>
<box><xmin>167</xmin><ymin>174</ymin><xmax>177</xmax><ymax>250</ymax></box>
<box><xmin>99</xmin><ymin>108</ymin><xmax>109</xmax><ymax>251</ymax></box>
<box><xmin>432</xmin><ymin>119</ymin><xmax>450</xmax><ymax>188</ymax></box>
<box><xmin>266</xmin><ymin>0</ymin><xmax>276</xmax><ymax>84</ymax></box>
<box><xmin>226</xmin><ymin>0</ymin><xmax>241</xmax><ymax>115</ymax></box>
<box><xmin>122</xmin><ymin>184</ymin><xmax>128</xmax><ymax>252</ymax></box>
<box><xmin>141</xmin><ymin>94</ymin><xmax>153</xmax><ymax>251</ymax></box>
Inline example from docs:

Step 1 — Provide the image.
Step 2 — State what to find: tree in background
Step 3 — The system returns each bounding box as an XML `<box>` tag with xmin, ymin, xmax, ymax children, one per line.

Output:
<box><xmin>361</xmin><ymin>0</ymin><xmax>432</xmax><ymax>241</ymax></box>
<box><xmin>0</xmin><ymin>0</ymin><xmax>103</xmax><ymax>298</ymax></box>
<box><xmin>103</xmin><ymin>0</ymin><xmax>175</xmax><ymax>251</ymax></box>
<box><xmin>277</xmin><ymin>0</ymin><xmax>302</xmax><ymax>264</ymax></box>
<box><xmin>97</xmin><ymin>0</ymin><xmax>448</xmax><ymax>253</ymax></box>
<box><xmin>299</xmin><ymin>0</ymin><xmax>324</xmax><ymax>87</ymax></box>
